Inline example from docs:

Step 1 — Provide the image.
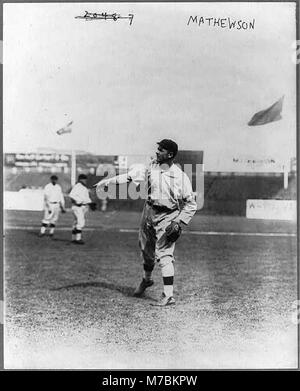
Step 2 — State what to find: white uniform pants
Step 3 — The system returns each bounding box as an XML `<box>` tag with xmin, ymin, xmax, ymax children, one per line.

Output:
<box><xmin>138</xmin><ymin>203</ymin><xmax>180</xmax><ymax>269</ymax></box>
<box><xmin>72</xmin><ymin>205</ymin><xmax>88</xmax><ymax>230</ymax></box>
<box><xmin>42</xmin><ymin>203</ymin><xmax>61</xmax><ymax>225</ymax></box>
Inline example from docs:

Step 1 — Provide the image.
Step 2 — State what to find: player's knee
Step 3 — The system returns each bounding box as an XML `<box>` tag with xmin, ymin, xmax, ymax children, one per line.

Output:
<box><xmin>157</xmin><ymin>253</ymin><xmax>174</xmax><ymax>265</ymax></box>
<box><xmin>160</xmin><ymin>261</ymin><xmax>174</xmax><ymax>277</ymax></box>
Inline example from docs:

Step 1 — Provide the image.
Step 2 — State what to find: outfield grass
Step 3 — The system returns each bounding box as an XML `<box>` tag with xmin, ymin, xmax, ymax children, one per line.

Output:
<box><xmin>4</xmin><ymin>211</ymin><xmax>298</xmax><ymax>369</ymax></box>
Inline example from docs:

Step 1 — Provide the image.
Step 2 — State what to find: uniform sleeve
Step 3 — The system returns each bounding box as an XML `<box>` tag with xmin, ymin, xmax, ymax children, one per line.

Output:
<box><xmin>106</xmin><ymin>164</ymin><xmax>146</xmax><ymax>185</ymax></box>
<box><xmin>104</xmin><ymin>174</ymin><xmax>130</xmax><ymax>185</ymax></box>
<box><xmin>127</xmin><ymin>164</ymin><xmax>147</xmax><ymax>185</ymax></box>
<box><xmin>176</xmin><ymin>174</ymin><xmax>197</xmax><ymax>225</ymax></box>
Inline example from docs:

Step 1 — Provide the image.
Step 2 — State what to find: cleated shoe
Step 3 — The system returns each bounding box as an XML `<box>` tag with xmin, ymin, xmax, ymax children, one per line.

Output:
<box><xmin>151</xmin><ymin>293</ymin><xmax>175</xmax><ymax>307</ymax></box>
<box><xmin>72</xmin><ymin>239</ymin><xmax>85</xmax><ymax>245</ymax></box>
<box><xmin>133</xmin><ymin>278</ymin><xmax>154</xmax><ymax>297</ymax></box>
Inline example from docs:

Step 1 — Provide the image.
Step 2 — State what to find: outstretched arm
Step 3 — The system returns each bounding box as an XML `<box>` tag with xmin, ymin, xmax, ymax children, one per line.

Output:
<box><xmin>94</xmin><ymin>165</ymin><xmax>147</xmax><ymax>188</ymax></box>
<box><xmin>94</xmin><ymin>173</ymin><xmax>131</xmax><ymax>188</ymax></box>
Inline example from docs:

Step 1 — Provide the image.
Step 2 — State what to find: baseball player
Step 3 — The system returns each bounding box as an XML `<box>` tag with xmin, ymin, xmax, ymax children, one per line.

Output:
<box><xmin>69</xmin><ymin>174</ymin><xmax>93</xmax><ymax>244</ymax></box>
<box><xmin>95</xmin><ymin>139</ymin><xmax>197</xmax><ymax>306</ymax></box>
<box><xmin>39</xmin><ymin>175</ymin><xmax>66</xmax><ymax>237</ymax></box>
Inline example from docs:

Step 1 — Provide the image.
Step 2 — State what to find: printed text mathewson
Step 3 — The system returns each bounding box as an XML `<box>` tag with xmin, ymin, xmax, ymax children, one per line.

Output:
<box><xmin>187</xmin><ymin>16</ymin><xmax>255</xmax><ymax>30</ymax></box>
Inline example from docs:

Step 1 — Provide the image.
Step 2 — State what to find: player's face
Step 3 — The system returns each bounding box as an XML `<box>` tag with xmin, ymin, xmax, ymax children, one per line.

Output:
<box><xmin>156</xmin><ymin>146</ymin><xmax>172</xmax><ymax>163</ymax></box>
<box><xmin>51</xmin><ymin>179</ymin><xmax>57</xmax><ymax>185</ymax></box>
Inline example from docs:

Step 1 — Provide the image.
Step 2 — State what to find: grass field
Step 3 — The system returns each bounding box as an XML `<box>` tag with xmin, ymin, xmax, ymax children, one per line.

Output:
<box><xmin>4</xmin><ymin>210</ymin><xmax>298</xmax><ymax>369</ymax></box>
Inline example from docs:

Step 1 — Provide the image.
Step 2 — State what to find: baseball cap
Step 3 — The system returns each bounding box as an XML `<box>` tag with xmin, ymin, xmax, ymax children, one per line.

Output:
<box><xmin>50</xmin><ymin>175</ymin><xmax>58</xmax><ymax>180</ymax></box>
<box><xmin>157</xmin><ymin>139</ymin><xmax>178</xmax><ymax>157</ymax></box>
<box><xmin>78</xmin><ymin>174</ymin><xmax>87</xmax><ymax>180</ymax></box>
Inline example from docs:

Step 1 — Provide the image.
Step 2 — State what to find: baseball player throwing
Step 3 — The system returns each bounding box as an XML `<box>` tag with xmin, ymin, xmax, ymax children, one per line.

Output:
<box><xmin>39</xmin><ymin>175</ymin><xmax>66</xmax><ymax>237</ymax></box>
<box><xmin>95</xmin><ymin>139</ymin><xmax>197</xmax><ymax>306</ymax></box>
<box><xmin>69</xmin><ymin>174</ymin><xmax>94</xmax><ymax>244</ymax></box>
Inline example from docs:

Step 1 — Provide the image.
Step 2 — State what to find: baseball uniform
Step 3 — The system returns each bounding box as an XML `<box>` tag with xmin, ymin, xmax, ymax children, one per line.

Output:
<box><xmin>98</xmin><ymin>157</ymin><xmax>197</xmax><ymax>302</ymax></box>
<box><xmin>69</xmin><ymin>181</ymin><xmax>92</xmax><ymax>243</ymax></box>
<box><xmin>40</xmin><ymin>181</ymin><xmax>65</xmax><ymax>236</ymax></box>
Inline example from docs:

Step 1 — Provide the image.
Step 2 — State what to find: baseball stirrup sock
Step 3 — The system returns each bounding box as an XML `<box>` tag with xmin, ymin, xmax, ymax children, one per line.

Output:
<box><xmin>76</xmin><ymin>229</ymin><xmax>82</xmax><ymax>241</ymax></box>
<box><xmin>72</xmin><ymin>228</ymin><xmax>77</xmax><ymax>241</ymax></box>
<box><xmin>49</xmin><ymin>224</ymin><xmax>55</xmax><ymax>234</ymax></box>
<box><xmin>163</xmin><ymin>276</ymin><xmax>174</xmax><ymax>297</ymax></box>
<box><xmin>40</xmin><ymin>223</ymin><xmax>48</xmax><ymax>234</ymax></box>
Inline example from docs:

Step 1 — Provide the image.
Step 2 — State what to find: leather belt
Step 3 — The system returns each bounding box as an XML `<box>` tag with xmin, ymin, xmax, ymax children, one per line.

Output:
<box><xmin>71</xmin><ymin>200</ymin><xmax>88</xmax><ymax>206</ymax></box>
<box><xmin>146</xmin><ymin>199</ymin><xmax>177</xmax><ymax>213</ymax></box>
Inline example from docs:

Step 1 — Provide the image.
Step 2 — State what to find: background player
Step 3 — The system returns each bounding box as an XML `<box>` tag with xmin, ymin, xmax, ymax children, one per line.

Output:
<box><xmin>95</xmin><ymin>139</ymin><xmax>197</xmax><ymax>306</ymax></box>
<box><xmin>69</xmin><ymin>174</ymin><xmax>94</xmax><ymax>244</ymax></box>
<box><xmin>39</xmin><ymin>175</ymin><xmax>66</xmax><ymax>237</ymax></box>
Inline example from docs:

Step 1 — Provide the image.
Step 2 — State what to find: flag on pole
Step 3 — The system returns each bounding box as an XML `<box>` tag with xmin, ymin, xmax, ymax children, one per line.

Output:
<box><xmin>248</xmin><ymin>96</ymin><xmax>284</xmax><ymax>126</ymax></box>
<box><xmin>56</xmin><ymin>121</ymin><xmax>73</xmax><ymax>135</ymax></box>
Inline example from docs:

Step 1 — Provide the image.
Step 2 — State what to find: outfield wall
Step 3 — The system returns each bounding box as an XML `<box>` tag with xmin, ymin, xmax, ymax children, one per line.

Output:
<box><xmin>92</xmin><ymin>174</ymin><xmax>297</xmax><ymax>216</ymax></box>
<box><xmin>4</xmin><ymin>171</ymin><xmax>297</xmax><ymax>216</ymax></box>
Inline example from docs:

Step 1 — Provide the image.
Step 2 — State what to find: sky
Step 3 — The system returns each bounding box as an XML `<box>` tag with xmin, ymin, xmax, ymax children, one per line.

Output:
<box><xmin>3</xmin><ymin>2</ymin><xmax>297</xmax><ymax>171</ymax></box>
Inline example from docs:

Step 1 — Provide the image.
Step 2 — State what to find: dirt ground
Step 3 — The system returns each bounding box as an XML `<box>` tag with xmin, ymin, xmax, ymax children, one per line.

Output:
<box><xmin>4</xmin><ymin>210</ymin><xmax>298</xmax><ymax>369</ymax></box>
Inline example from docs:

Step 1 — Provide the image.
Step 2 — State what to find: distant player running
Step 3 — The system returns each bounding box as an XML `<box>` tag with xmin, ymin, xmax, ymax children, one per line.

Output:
<box><xmin>95</xmin><ymin>139</ymin><xmax>197</xmax><ymax>306</ymax></box>
<box><xmin>39</xmin><ymin>175</ymin><xmax>66</xmax><ymax>237</ymax></box>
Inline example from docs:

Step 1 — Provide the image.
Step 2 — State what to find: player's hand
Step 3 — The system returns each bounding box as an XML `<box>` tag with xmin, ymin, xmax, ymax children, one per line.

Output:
<box><xmin>165</xmin><ymin>221</ymin><xmax>182</xmax><ymax>243</ymax></box>
<box><xmin>93</xmin><ymin>179</ymin><xmax>109</xmax><ymax>189</ymax></box>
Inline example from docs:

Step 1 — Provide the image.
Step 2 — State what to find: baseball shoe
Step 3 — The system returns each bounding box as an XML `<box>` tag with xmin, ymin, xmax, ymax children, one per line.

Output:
<box><xmin>133</xmin><ymin>278</ymin><xmax>154</xmax><ymax>297</ymax></box>
<box><xmin>151</xmin><ymin>293</ymin><xmax>175</xmax><ymax>307</ymax></box>
<box><xmin>72</xmin><ymin>239</ymin><xmax>85</xmax><ymax>245</ymax></box>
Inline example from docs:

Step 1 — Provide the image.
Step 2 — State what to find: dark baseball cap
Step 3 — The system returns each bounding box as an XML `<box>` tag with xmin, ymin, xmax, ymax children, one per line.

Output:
<box><xmin>157</xmin><ymin>139</ymin><xmax>178</xmax><ymax>156</ymax></box>
<box><xmin>78</xmin><ymin>174</ymin><xmax>87</xmax><ymax>180</ymax></box>
<box><xmin>50</xmin><ymin>175</ymin><xmax>58</xmax><ymax>180</ymax></box>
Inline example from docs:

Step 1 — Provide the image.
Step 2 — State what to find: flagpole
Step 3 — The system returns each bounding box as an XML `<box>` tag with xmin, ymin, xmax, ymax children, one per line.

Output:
<box><xmin>71</xmin><ymin>148</ymin><xmax>76</xmax><ymax>187</ymax></box>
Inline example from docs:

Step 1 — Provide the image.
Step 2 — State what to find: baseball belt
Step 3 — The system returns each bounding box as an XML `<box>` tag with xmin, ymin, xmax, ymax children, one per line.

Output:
<box><xmin>146</xmin><ymin>199</ymin><xmax>177</xmax><ymax>214</ymax></box>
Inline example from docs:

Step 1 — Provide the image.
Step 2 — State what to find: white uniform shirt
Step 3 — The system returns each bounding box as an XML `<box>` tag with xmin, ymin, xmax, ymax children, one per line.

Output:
<box><xmin>107</xmin><ymin>160</ymin><xmax>197</xmax><ymax>225</ymax></box>
<box><xmin>44</xmin><ymin>183</ymin><xmax>65</xmax><ymax>207</ymax></box>
<box><xmin>69</xmin><ymin>182</ymin><xmax>92</xmax><ymax>205</ymax></box>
